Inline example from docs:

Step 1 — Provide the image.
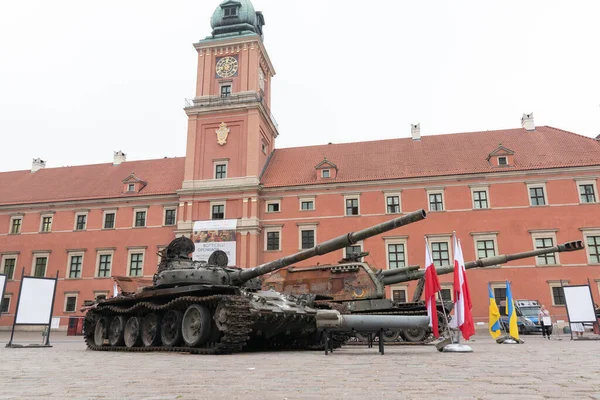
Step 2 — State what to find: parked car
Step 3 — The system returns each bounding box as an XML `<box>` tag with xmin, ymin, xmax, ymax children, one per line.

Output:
<box><xmin>498</xmin><ymin>299</ymin><xmax>551</xmax><ymax>335</ymax></box>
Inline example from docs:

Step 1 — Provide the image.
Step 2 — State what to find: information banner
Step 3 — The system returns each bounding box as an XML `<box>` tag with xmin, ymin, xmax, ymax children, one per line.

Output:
<box><xmin>0</xmin><ymin>274</ymin><xmax>6</xmax><ymax>316</ymax></box>
<box><xmin>191</xmin><ymin>219</ymin><xmax>237</xmax><ymax>266</ymax></box>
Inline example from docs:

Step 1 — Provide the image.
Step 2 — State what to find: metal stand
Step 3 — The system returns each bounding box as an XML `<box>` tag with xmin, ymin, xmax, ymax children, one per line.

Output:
<box><xmin>440</xmin><ymin>329</ymin><xmax>473</xmax><ymax>352</ymax></box>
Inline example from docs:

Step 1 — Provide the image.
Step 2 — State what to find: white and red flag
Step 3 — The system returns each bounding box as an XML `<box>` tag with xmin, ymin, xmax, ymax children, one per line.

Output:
<box><xmin>452</xmin><ymin>234</ymin><xmax>476</xmax><ymax>340</ymax></box>
<box><xmin>424</xmin><ymin>237</ymin><xmax>442</xmax><ymax>338</ymax></box>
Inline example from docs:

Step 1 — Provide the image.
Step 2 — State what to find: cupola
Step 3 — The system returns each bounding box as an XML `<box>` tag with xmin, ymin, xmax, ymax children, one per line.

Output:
<box><xmin>209</xmin><ymin>0</ymin><xmax>265</xmax><ymax>40</ymax></box>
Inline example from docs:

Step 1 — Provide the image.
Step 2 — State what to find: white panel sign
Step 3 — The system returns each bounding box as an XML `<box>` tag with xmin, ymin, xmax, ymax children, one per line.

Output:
<box><xmin>0</xmin><ymin>274</ymin><xmax>6</xmax><ymax>314</ymax></box>
<box><xmin>563</xmin><ymin>285</ymin><xmax>597</xmax><ymax>323</ymax></box>
<box><xmin>15</xmin><ymin>277</ymin><xmax>56</xmax><ymax>324</ymax></box>
<box><xmin>192</xmin><ymin>219</ymin><xmax>237</xmax><ymax>266</ymax></box>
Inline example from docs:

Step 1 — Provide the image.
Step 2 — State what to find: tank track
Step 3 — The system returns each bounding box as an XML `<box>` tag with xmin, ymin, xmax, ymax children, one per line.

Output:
<box><xmin>83</xmin><ymin>295</ymin><xmax>253</xmax><ymax>355</ymax></box>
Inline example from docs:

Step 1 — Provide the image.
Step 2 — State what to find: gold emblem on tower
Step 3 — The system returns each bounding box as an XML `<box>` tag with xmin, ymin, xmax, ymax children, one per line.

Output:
<box><xmin>215</xmin><ymin>122</ymin><xmax>230</xmax><ymax>146</ymax></box>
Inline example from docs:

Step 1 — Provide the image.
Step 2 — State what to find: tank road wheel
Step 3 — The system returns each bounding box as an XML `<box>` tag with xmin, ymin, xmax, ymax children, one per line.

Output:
<box><xmin>124</xmin><ymin>317</ymin><xmax>142</xmax><ymax>348</ymax></box>
<box><xmin>108</xmin><ymin>316</ymin><xmax>126</xmax><ymax>346</ymax></box>
<box><xmin>141</xmin><ymin>313</ymin><xmax>161</xmax><ymax>347</ymax></box>
<box><xmin>94</xmin><ymin>317</ymin><xmax>109</xmax><ymax>347</ymax></box>
<box><xmin>401</xmin><ymin>327</ymin><xmax>429</xmax><ymax>343</ymax></box>
<box><xmin>161</xmin><ymin>310</ymin><xmax>183</xmax><ymax>347</ymax></box>
<box><xmin>182</xmin><ymin>304</ymin><xmax>212</xmax><ymax>347</ymax></box>
<box><xmin>382</xmin><ymin>329</ymin><xmax>401</xmax><ymax>342</ymax></box>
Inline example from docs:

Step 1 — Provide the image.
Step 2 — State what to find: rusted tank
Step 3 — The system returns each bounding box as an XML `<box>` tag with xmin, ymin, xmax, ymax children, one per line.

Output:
<box><xmin>262</xmin><ymin>240</ymin><xmax>585</xmax><ymax>343</ymax></box>
<box><xmin>82</xmin><ymin>209</ymin><xmax>428</xmax><ymax>354</ymax></box>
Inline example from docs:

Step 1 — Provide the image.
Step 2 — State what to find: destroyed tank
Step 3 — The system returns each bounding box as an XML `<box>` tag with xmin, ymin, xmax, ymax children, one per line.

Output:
<box><xmin>263</xmin><ymin>240</ymin><xmax>585</xmax><ymax>343</ymax></box>
<box><xmin>83</xmin><ymin>209</ymin><xmax>428</xmax><ymax>354</ymax></box>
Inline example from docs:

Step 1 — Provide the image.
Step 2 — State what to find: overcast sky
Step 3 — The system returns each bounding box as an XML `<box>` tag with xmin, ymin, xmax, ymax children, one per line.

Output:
<box><xmin>1</xmin><ymin>0</ymin><xmax>599</xmax><ymax>172</ymax></box>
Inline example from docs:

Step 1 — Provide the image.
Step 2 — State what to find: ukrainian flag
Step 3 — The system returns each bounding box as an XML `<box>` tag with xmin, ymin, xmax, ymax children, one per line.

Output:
<box><xmin>488</xmin><ymin>284</ymin><xmax>502</xmax><ymax>339</ymax></box>
<box><xmin>506</xmin><ymin>280</ymin><xmax>519</xmax><ymax>341</ymax></box>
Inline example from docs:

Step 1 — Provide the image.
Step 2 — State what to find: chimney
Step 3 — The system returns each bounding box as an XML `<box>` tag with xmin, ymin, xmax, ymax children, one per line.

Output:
<box><xmin>31</xmin><ymin>158</ymin><xmax>46</xmax><ymax>173</ymax></box>
<box><xmin>521</xmin><ymin>113</ymin><xmax>535</xmax><ymax>131</ymax></box>
<box><xmin>113</xmin><ymin>151</ymin><xmax>126</xmax><ymax>166</ymax></box>
<box><xmin>411</xmin><ymin>123</ymin><xmax>421</xmax><ymax>140</ymax></box>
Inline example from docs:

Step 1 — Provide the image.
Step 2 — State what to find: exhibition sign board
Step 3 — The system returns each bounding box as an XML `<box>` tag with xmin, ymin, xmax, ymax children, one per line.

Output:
<box><xmin>563</xmin><ymin>285</ymin><xmax>597</xmax><ymax>323</ymax></box>
<box><xmin>192</xmin><ymin>219</ymin><xmax>237</xmax><ymax>266</ymax></box>
<box><xmin>0</xmin><ymin>273</ymin><xmax>6</xmax><ymax>317</ymax></box>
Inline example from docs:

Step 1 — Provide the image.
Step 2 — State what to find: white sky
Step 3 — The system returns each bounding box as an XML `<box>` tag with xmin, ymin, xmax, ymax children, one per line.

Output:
<box><xmin>1</xmin><ymin>0</ymin><xmax>599</xmax><ymax>172</ymax></box>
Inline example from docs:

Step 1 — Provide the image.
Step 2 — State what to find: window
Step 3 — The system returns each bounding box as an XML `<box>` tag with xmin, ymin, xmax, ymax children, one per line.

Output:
<box><xmin>579</xmin><ymin>184</ymin><xmax>597</xmax><ymax>203</ymax></box>
<box><xmin>1</xmin><ymin>296</ymin><xmax>10</xmax><ymax>313</ymax></box>
<box><xmin>103</xmin><ymin>211</ymin><xmax>116</xmax><ymax>229</ymax></box>
<box><xmin>386</xmin><ymin>195</ymin><xmax>401</xmax><ymax>214</ymax></box>
<box><xmin>535</xmin><ymin>237</ymin><xmax>556</xmax><ymax>265</ymax></box>
<box><xmin>300</xmin><ymin>198</ymin><xmax>315</xmax><ymax>211</ymax></box>
<box><xmin>586</xmin><ymin>235</ymin><xmax>600</xmax><ymax>264</ymax></box>
<box><xmin>427</xmin><ymin>191</ymin><xmax>444</xmax><ymax>211</ymax></box>
<box><xmin>220</xmin><ymin>84</ymin><xmax>231</xmax><ymax>97</ymax></box>
<box><xmin>75</xmin><ymin>214</ymin><xmax>87</xmax><ymax>230</ymax></box>
<box><xmin>266</xmin><ymin>200</ymin><xmax>281</xmax><ymax>213</ymax></box>
<box><xmin>129</xmin><ymin>253</ymin><xmax>144</xmax><ymax>277</ymax></box>
<box><xmin>2</xmin><ymin>258</ymin><xmax>16</xmax><ymax>280</ymax></box>
<box><xmin>266</xmin><ymin>231</ymin><xmax>280</xmax><ymax>251</ymax></box>
<box><xmin>97</xmin><ymin>254</ymin><xmax>112</xmax><ymax>278</ymax></box>
<box><xmin>472</xmin><ymin>190</ymin><xmax>489</xmax><ymax>209</ymax></box>
<box><xmin>64</xmin><ymin>295</ymin><xmax>77</xmax><ymax>313</ymax></box>
<box><xmin>391</xmin><ymin>287</ymin><xmax>407</xmax><ymax>303</ymax></box>
<box><xmin>493</xmin><ymin>287</ymin><xmax>506</xmax><ymax>304</ymax></box>
<box><xmin>345</xmin><ymin>198</ymin><xmax>359</xmax><ymax>216</ymax></box>
<box><xmin>223</xmin><ymin>6</ymin><xmax>238</xmax><ymax>17</ymax></box>
<box><xmin>41</xmin><ymin>216</ymin><xmax>53</xmax><ymax>232</ymax></box>
<box><xmin>387</xmin><ymin>243</ymin><xmax>406</xmax><ymax>269</ymax></box>
<box><xmin>498</xmin><ymin>156</ymin><xmax>507</xmax><ymax>166</ymax></box>
<box><xmin>430</xmin><ymin>242</ymin><xmax>450</xmax><ymax>267</ymax></box>
<box><xmin>211</xmin><ymin>203</ymin><xmax>225</xmax><ymax>220</ymax></box>
<box><xmin>128</xmin><ymin>183</ymin><xmax>135</xmax><ymax>192</ymax></box>
<box><xmin>321</xmin><ymin>169</ymin><xmax>330</xmax><ymax>178</ymax></box>
<box><xmin>300</xmin><ymin>230</ymin><xmax>315</xmax><ymax>249</ymax></box>
<box><xmin>526</xmin><ymin>183</ymin><xmax>547</xmax><ymax>206</ymax></box>
<box><xmin>440</xmin><ymin>288</ymin><xmax>452</xmax><ymax>302</ymax></box>
<box><xmin>215</xmin><ymin>164</ymin><xmax>227</xmax><ymax>179</ymax></box>
<box><xmin>95</xmin><ymin>293</ymin><xmax>108</xmax><ymax>302</ymax></box>
<box><xmin>344</xmin><ymin>245</ymin><xmax>363</xmax><ymax>260</ymax></box>
<box><xmin>476</xmin><ymin>240</ymin><xmax>496</xmax><ymax>259</ymax></box>
<box><xmin>551</xmin><ymin>285</ymin><xmax>565</xmax><ymax>306</ymax></box>
<box><xmin>33</xmin><ymin>257</ymin><xmax>47</xmax><ymax>277</ymax></box>
<box><xmin>68</xmin><ymin>255</ymin><xmax>83</xmax><ymax>279</ymax></box>
<box><xmin>10</xmin><ymin>217</ymin><xmax>22</xmax><ymax>234</ymax></box>
<box><xmin>164</xmin><ymin>209</ymin><xmax>176</xmax><ymax>226</ymax></box>
<box><xmin>261</xmin><ymin>140</ymin><xmax>267</xmax><ymax>155</ymax></box>
<box><xmin>135</xmin><ymin>211</ymin><xmax>147</xmax><ymax>227</ymax></box>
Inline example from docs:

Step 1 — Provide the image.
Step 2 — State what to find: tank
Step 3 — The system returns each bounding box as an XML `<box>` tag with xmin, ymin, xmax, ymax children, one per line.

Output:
<box><xmin>262</xmin><ymin>240</ymin><xmax>585</xmax><ymax>343</ymax></box>
<box><xmin>82</xmin><ymin>209</ymin><xmax>428</xmax><ymax>354</ymax></box>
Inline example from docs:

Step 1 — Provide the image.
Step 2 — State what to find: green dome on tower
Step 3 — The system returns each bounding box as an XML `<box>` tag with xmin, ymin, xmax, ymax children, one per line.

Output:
<box><xmin>209</xmin><ymin>0</ymin><xmax>265</xmax><ymax>40</ymax></box>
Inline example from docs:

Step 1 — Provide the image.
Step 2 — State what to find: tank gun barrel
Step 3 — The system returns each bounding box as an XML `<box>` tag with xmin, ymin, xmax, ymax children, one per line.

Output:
<box><xmin>237</xmin><ymin>209</ymin><xmax>427</xmax><ymax>284</ymax></box>
<box><xmin>382</xmin><ymin>240</ymin><xmax>584</xmax><ymax>286</ymax></box>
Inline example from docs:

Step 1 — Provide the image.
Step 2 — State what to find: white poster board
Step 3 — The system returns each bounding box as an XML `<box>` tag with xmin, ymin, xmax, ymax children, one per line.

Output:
<box><xmin>191</xmin><ymin>219</ymin><xmax>237</xmax><ymax>266</ymax></box>
<box><xmin>563</xmin><ymin>285</ymin><xmax>597</xmax><ymax>323</ymax></box>
<box><xmin>0</xmin><ymin>274</ymin><xmax>6</xmax><ymax>315</ymax></box>
<box><xmin>15</xmin><ymin>277</ymin><xmax>57</xmax><ymax>324</ymax></box>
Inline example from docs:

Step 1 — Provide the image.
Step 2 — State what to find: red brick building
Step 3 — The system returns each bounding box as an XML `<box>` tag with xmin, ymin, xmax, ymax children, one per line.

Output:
<box><xmin>2</xmin><ymin>0</ymin><xmax>600</xmax><ymax>328</ymax></box>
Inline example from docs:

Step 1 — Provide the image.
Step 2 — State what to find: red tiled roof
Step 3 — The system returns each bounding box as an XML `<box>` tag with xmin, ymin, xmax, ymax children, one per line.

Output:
<box><xmin>261</xmin><ymin>126</ymin><xmax>600</xmax><ymax>188</ymax></box>
<box><xmin>0</xmin><ymin>157</ymin><xmax>185</xmax><ymax>206</ymax></box>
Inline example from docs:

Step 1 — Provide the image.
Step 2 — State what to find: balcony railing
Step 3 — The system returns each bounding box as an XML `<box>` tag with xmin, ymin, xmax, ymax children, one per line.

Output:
<box><xmin>185</xmin><ymin>91</ymin><xmax>278</xmax><ymax>129</ymax></box>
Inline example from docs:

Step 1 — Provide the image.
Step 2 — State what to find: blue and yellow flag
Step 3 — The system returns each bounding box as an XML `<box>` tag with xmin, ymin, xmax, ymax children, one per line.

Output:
<box><xmin>506</xmin><ymin>280</ymin><xmax>519</xmax><ymax>340</ymax></box>
<box><xmin>488</xmin><ymin>284</ymin><xmax>502</xmax><ymax>339</ymax></box>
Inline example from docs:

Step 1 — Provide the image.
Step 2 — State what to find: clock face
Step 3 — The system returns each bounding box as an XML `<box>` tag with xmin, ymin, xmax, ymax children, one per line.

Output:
<box><xmin>216</xmin><ymin>56</ymin><xmax>238</xmax><ymax>78</ymax></box>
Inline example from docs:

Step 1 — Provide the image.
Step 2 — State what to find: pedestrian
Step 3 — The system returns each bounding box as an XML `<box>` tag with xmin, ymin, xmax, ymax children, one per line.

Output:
<box><xmin>538</xmin><ymin>305</ymin><xmax>552</xmax><ymax>339</ymax></box>
<box><xmin>571</xmin><ymin>322</ymin><xmax>585</xmax><ymax>338</ymax></box>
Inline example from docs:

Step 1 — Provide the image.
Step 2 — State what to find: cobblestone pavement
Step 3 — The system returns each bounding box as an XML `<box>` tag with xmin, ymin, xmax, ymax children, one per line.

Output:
<box><xmin>1</xmin><ymin>331</ymin><xmax>600</xmax><ymax>400</ymax></box>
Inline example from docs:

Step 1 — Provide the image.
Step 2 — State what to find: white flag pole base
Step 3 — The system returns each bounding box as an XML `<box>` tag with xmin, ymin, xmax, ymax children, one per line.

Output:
<box><xmin>496</xmin><ymin>335</ymin><xmax>524</xmax><ymax>344</ymax></box>
<box><xmin>441</xmin><ymin>343</ymin><xmax>473</xmax><ymax>352</ymax></box>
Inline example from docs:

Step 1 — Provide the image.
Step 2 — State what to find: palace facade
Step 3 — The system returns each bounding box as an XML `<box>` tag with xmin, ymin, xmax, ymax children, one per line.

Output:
<box><xmin>2</xmin><ymin>0</ymin><xmax>600</xmax><ymax>329</ymax></box>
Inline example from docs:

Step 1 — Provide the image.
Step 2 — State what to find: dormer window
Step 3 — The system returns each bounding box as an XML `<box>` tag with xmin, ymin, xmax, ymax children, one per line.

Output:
<box><xmin>322</xmin><ymin>169</ymin><xmax>330</xmax><ymax>178</ymax></box>
<box><xmin>128</xmin><ymin>184</ymin><xmax>135</xmax><ymax>192</ymax></box>
<box><xmin>498</xmin><ymin>156</ymin><xmax>507</xmax><ymax>166</ymax></box>
<box><xmin>223</xmin><ymin>6</ymin><xmax>238</xmax><ymax>17</ymax></box>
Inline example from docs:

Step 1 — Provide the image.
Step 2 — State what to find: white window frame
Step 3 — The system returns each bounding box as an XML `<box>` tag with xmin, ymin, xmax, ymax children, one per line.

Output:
<box><xmin>63</xmin><ymin>292</ymin><xmax>79</xmax><ymax>313</ymax></box>
<box><xmin>94</xmin><ymin>291</ymin><xmax>109</xmax><ymax>301</ymax></box>
<box><xmin>39</xmin><ymin>213</ymin><xmax>54</xmax><ymax>233</ymax></box>
<box><xmin>2</xmin><ymin>294</ymin><xmax>12</xmax><ymax>313</ymax></box>
<box><xmin>470</xmin><ymin>186</ymin><xmax>490</xmax><ymax>210</ymax></box>
<box><xmin>526</xmin><ymin>182</ymin><xmax>548</xmax><ymax>207</ymax></box>
<box><xmin>297</xmin><ymin>223</ymin><xmax>317</xmax><ymax>250</ymax></box>
<box><xmin>95</xmin><ymin>250</ymin><xmax>114</xmax><ymax>278</ymax></box>
<box><xmin>489</xmin><ymin>282</ymin><xmax>507</xmax><ymax>305</ymax></box>
<box><xmin>127</xmin><ymin>183</ymin><xmax>135</xmax><ymax>192</ymax></box>
<box><xmin>530</xmin><ymin>230</ymin><xmax>559</xmax><ymax>266</ymax></box>
<box><xmin>299</xmin><ymin>197</ymin><xmax>315</xmax><ymax>211</ymax></box>
<box><xmin>31</xmin><ymin>252</ymin><xmax>50</xmax><ymax>277</ymax></box>
<box><xmin>74</xmin><ymin>211</ymin><xmax>88</xmax><ymax>231</ymax></box>
<box><xmin>214</xmin><ymin>160</ymin><xmax>229</xmax><ymax>179</ymax></box>
<box><xmin>66</xmin><ymin>251</ymin><xmax>85</xmax><ymax>279</ymax></box>
<box><xmin>102</xmin><ymin>209</ymin><xmax>117</xmax><ymax>230</ymax></box>
<box><xmin>344</xmin><ymin>194</ymin><xmax>360</xmax><ymax>216</ymax></box>
<box><xmin>264</xmin><ymin>226</ymin><xmax>282</xmax><ymax>252</ymax></box>
<box><xmin>321</xmin><ymin>169</ymin><xmax>331</xmax><ymax>178</ymax></box>
<box><xmin>210</xmin><ymin>201</ymin><xmax>227</xmax><ymax>220</ymax></box>
<box><xmin>384</xmin><ymin>237</ymin><xmax>408</xmax><ymax>270</ymax></box>
<box><xmin>548</xmin><ymin>281</ymin><xmax>569</xmax><ymax>306</ymax></box>
<box><xmin>426</xmin><ymin>234</ymin><xmax>452</xmax><ymax>267</ymax></box>
<box><xmin>343</xmin><ymin>241</ymin><xmax>364</xmax><ymax>259</ymax></box>
<box><xmin>426</xmin><ymin>189</ymin><xmax>445</xmax><ymax>212</ymax></box>
<box><xmin>9</xmin><ymin>215</ymin><xmax>23</xmax><ymax>234</ymax></box>
<box><xmin>575</xmin><ymin>179</ymin><xmax>598</xmax><ymax>204</ymax></box>
<box><xmin>265</xmin><ymin>199</ymin><xmax>281</xmax><ymax>213</ymax></box>
<box><xmin>471</xmin><ymin>232</ymin><xmax>499</xmax><ymax>260</ymax></box>
<box><xmin>384</xmin><ymin>192</ymin><xmax>402</xmax><ymax>214</ymax></box>
<box><xmin>132</xmin><ymin>208</ymin><xmax>148</xmax><ymax>228</ymax></box>
<box><xmin>580</xmin><ymin>228</ymin><xmax>600</xmax><ymax>265</ymax></box>
<box><xmin>219</xmin><ymin>82</ymin><xmax>232</xmax><ymax>97</ymax></box>
<box><xmin>390</xmin><ymin>285</ymin><xmax>408</xmax><ymax>303</ymax></box>
<box><xmin>1</xmin><ymin>254</ymin><xmax>18</xmax><ymax>280</ymax></box>
<box><xmin>163</xmin><ymin>207</ymin><xmax>177</xmax><ymax>226</ymax></box>
<box><xmin>438</xmin><ymin>283</ymin><xmax>454</xmax><ymax>302</ymax></box>
<box><xmin>497</xmin><ymin>156</ymin><xmax>508</xmax><ymax>166</ymax></box>
<box><xmin>127</xmin><ymin>249</ymin><xmax>146</xmax><ymax>277</ymax></box>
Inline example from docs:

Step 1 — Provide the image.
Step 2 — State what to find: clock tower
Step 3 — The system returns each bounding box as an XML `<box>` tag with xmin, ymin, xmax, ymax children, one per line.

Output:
<box><xmin>178</xmin><ymin>0</ymin><xmax>278</xmax><ymax>267</ymax></box>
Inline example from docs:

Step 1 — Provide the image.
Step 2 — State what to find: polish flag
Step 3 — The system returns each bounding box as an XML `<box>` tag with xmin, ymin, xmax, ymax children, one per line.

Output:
<box><xmin>453</xmin><ymin>235</ymin><xmax>476</xmax><ymax>340</ymax></box>
<box><xmin>424</xmin><ymin>238</ymin><xmax>442</xmax><ymax>338</ymax></box>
